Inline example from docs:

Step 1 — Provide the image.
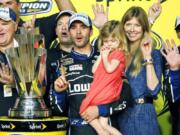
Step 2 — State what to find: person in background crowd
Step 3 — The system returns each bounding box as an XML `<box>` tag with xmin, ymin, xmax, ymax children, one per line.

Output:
<box><xmin>175</xmin><ymin>16</ymin><xmax>180</xmax><ymax>39</ymax></box>
<box><xmin>0</xmin><ymin>7</ymin><xmax>18</xmax><ymax>116</ymax></box>
<box><xmin>161</xmin><ymin>16</ymin><xmax>180</xmax><ymax>135</ymax></box>
<box><xmin>147</xmin><ymin>0</ymin><xmax>161</xmax><ymax>27</ymax></box>
<box><xmin>0</xmin><ymin>0</ymin><xmax>76</xmax><ymax>49</ymax></box>
<box><xmin>49</xmin><ymin>10</ymin><xmax>75</xmax><ymax>50</ymax></box>
<box><xmin>117</xmin><ymin>6</ymin><xmax>162</xmax><ymax>135</ymax></box>
<box><xmin>33</xmin><ymin>0</ymin><xmax>76</xmax><ymax>49</ymax></box>
<box><xmin>0</xmin><ymin>0</ymin><xmax>23</xmax><ymax>26</ymax></box>
<box><xmin>45</xmin><ymin>10</ymin><xmax>75</xmax><ymax>116</ymax></box>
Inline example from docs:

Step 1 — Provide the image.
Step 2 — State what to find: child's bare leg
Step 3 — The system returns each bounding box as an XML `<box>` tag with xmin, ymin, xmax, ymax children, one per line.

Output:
<box><xmin>99</xmin><ymin>116</ymin><xmax>122</xmax><ymax>135</ymax></box>
<box><xmin>89</xmin><ymin>118</ymin><xmax>109</xmax><ymax>135</ymax></box>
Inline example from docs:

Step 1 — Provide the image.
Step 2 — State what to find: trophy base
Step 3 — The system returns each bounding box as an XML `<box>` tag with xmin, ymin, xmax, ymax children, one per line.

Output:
<box><xmin>0</xmin><ymin>116</ymin><xmax>68</xmax><ymax>135</ymax></box>
<box><xmin>8</xmin><ymin>97</ymin><xmax>52</xmax><ymax>119</ymax></box>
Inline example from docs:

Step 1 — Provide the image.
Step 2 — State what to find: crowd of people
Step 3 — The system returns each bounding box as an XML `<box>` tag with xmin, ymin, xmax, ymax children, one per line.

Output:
<box><xmin>0</xmin><ymin>0</ymin><xmax>180</xmax><ymax>135</ymax></box>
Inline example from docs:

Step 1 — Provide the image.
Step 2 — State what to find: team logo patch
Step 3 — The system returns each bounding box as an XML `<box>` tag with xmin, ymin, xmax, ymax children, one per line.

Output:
<box><xmin>69</xmin><ymin>64</ymin><xmax>83</xmax><ymax>71</ymax></box>
<box><xmin>20</xmin><ymin>0</ymin><xmax>52</xmax><ymax>16</ymax></box>
<box><xmin>61</xmin><ymin>58</ymin><xmax>74</xmax><ymax>66</ymax></box>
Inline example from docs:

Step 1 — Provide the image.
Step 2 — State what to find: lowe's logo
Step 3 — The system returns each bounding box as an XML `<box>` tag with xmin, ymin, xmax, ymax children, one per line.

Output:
<box><xmin>20</xmin><ymin>0</ymin><xmax>52</xmax><ymax>16</ymax></box>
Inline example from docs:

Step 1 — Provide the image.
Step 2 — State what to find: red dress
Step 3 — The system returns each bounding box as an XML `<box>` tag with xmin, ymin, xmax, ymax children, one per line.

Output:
<box><xmin>80</xmin><ymin>50</ymin><xmax>125</xmax><ymax>113</ymax></box>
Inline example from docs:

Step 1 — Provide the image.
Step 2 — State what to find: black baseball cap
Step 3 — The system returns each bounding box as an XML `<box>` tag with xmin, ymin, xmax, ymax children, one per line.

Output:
<box><xmin>56</xmin><ymin>10</ymin><xmax>75</xmax><ymax>23</ymax></box>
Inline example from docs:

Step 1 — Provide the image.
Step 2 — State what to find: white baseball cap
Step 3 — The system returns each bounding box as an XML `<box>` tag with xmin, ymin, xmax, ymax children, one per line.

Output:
<box><xmin>0</xmin><ymin>7</ymin><xmax>16</xmax><ymax>22</ymax></box>
<box><xmin>68</xmin><ymin>13</ymin><xmax>92</xmax><ymax>28</ymax></box>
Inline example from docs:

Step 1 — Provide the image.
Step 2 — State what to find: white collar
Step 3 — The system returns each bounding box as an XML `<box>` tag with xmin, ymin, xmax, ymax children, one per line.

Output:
<box><xmin>13</xmin><ymin>38</ymin><xmax>19</xmax><ymax>47</ymax></box>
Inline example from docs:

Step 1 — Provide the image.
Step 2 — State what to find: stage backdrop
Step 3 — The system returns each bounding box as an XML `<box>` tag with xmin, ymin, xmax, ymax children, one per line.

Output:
<box><xmin>20</xmin><ymin>0</ymin><xmax>180</xmax><ymax>135</ymax></box>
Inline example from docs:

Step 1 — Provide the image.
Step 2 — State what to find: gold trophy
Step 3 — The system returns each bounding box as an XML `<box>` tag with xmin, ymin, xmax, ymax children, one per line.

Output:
<box><xmin>5</xmin><ymin>29</ymin><xmax>51</xmax><ymax>118</ymax></box>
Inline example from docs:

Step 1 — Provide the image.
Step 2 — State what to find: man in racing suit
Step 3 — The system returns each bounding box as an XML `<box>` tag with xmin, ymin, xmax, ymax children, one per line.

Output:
<box><xmin>54</xmin><ymin>13</ymin><xmax>132</xmax><ymax>135</ymax></box>
<box><xmin>162</xmin><ymin>17</ymin><xmax>180</xmax><ymax>135</ymax></box>
<box><xmin>45</xmin><ymin>10</ymin><xmax>75</xmax><ymax>116</ymax></box>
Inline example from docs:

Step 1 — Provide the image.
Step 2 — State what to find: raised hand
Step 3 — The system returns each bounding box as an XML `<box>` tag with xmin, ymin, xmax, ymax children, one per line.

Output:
<box><xmin>100</xmin><ymin>44</ymin><xmax>111</xmax><ymax>59</ymax></box>
<box><xmin>0</xmin><ymin>63</ymin><xmax>14</xmax><ymax>84</ymax></box>
<box><xmin>92</xmin><ymin>3</ymin><xmax>109</xmax><ymax>29</ymax></box>
<box><xmin>23</xmin><ymin>15</ymin><xmax>36</xmax><ymax>31</ymax></box>
<box><xmin>148</xmin><ymin>0</ymin><xmax>162</xmax><ymax>25</ymax></box>
<box><xmin>140</xmin><ymin>33</ymin><xmax>153</xmax><ymax>60</ymax></box>
<box><xmin>54</xmin><ymin>65</ymin><xmax>68</xmax><ymax>92</ymax></box>
<box><xmin>161</xmin><ymin>39</ymin><xmax>180</xmax><ymax>70</ymax></box>
<box><xmin>54</xmin><ymin>74</ymin><xmax>69</xmax><ymax>92</ymax></box>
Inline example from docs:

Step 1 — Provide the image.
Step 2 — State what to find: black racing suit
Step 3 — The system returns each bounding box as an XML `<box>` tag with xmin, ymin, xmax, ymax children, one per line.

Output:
<box><xmin>59</xmin><ymin>47</ymin><xmax>98</xmax><ymax>135</ymax></box>
<box><xmin>45</xmin><ymin>46</ymin><xmax>69</xmax><ymax>116</ymax></box>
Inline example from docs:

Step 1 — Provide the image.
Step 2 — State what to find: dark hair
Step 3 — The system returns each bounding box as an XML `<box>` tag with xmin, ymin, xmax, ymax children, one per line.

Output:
<box><xmin>68</xmin><ymin>20</ymin><xmax>92</xmax><ymax>30</ymax></box>
<box><xmin>55</xmin><ymin>13</ymin><xmax>72</xmax><ymax>27</ymax></box>
<box><xmin>175</xmin><ymin>25</ymin><xmax>180</xmax><ymax>32</ymax></box>
<box><xmin>16</xmin><ymin>0</ymin><xmax>20</xmax><ymax>3</ymax></box>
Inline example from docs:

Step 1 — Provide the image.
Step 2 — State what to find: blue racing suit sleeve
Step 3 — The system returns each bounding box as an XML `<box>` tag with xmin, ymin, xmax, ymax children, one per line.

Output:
<box><xmin>169</xmin><ymin>69</ymin><xmax>180</xmax><ymax>102</ymax></box>
<box><xmin>98</xmin><ymin>105</ymin><xmax>108</xmax><ymax>116</ymax></box>
<box><xmin>49</xmin><ymin>89</ymin><xmax>68</xmax><ymax>116</ymax></box>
